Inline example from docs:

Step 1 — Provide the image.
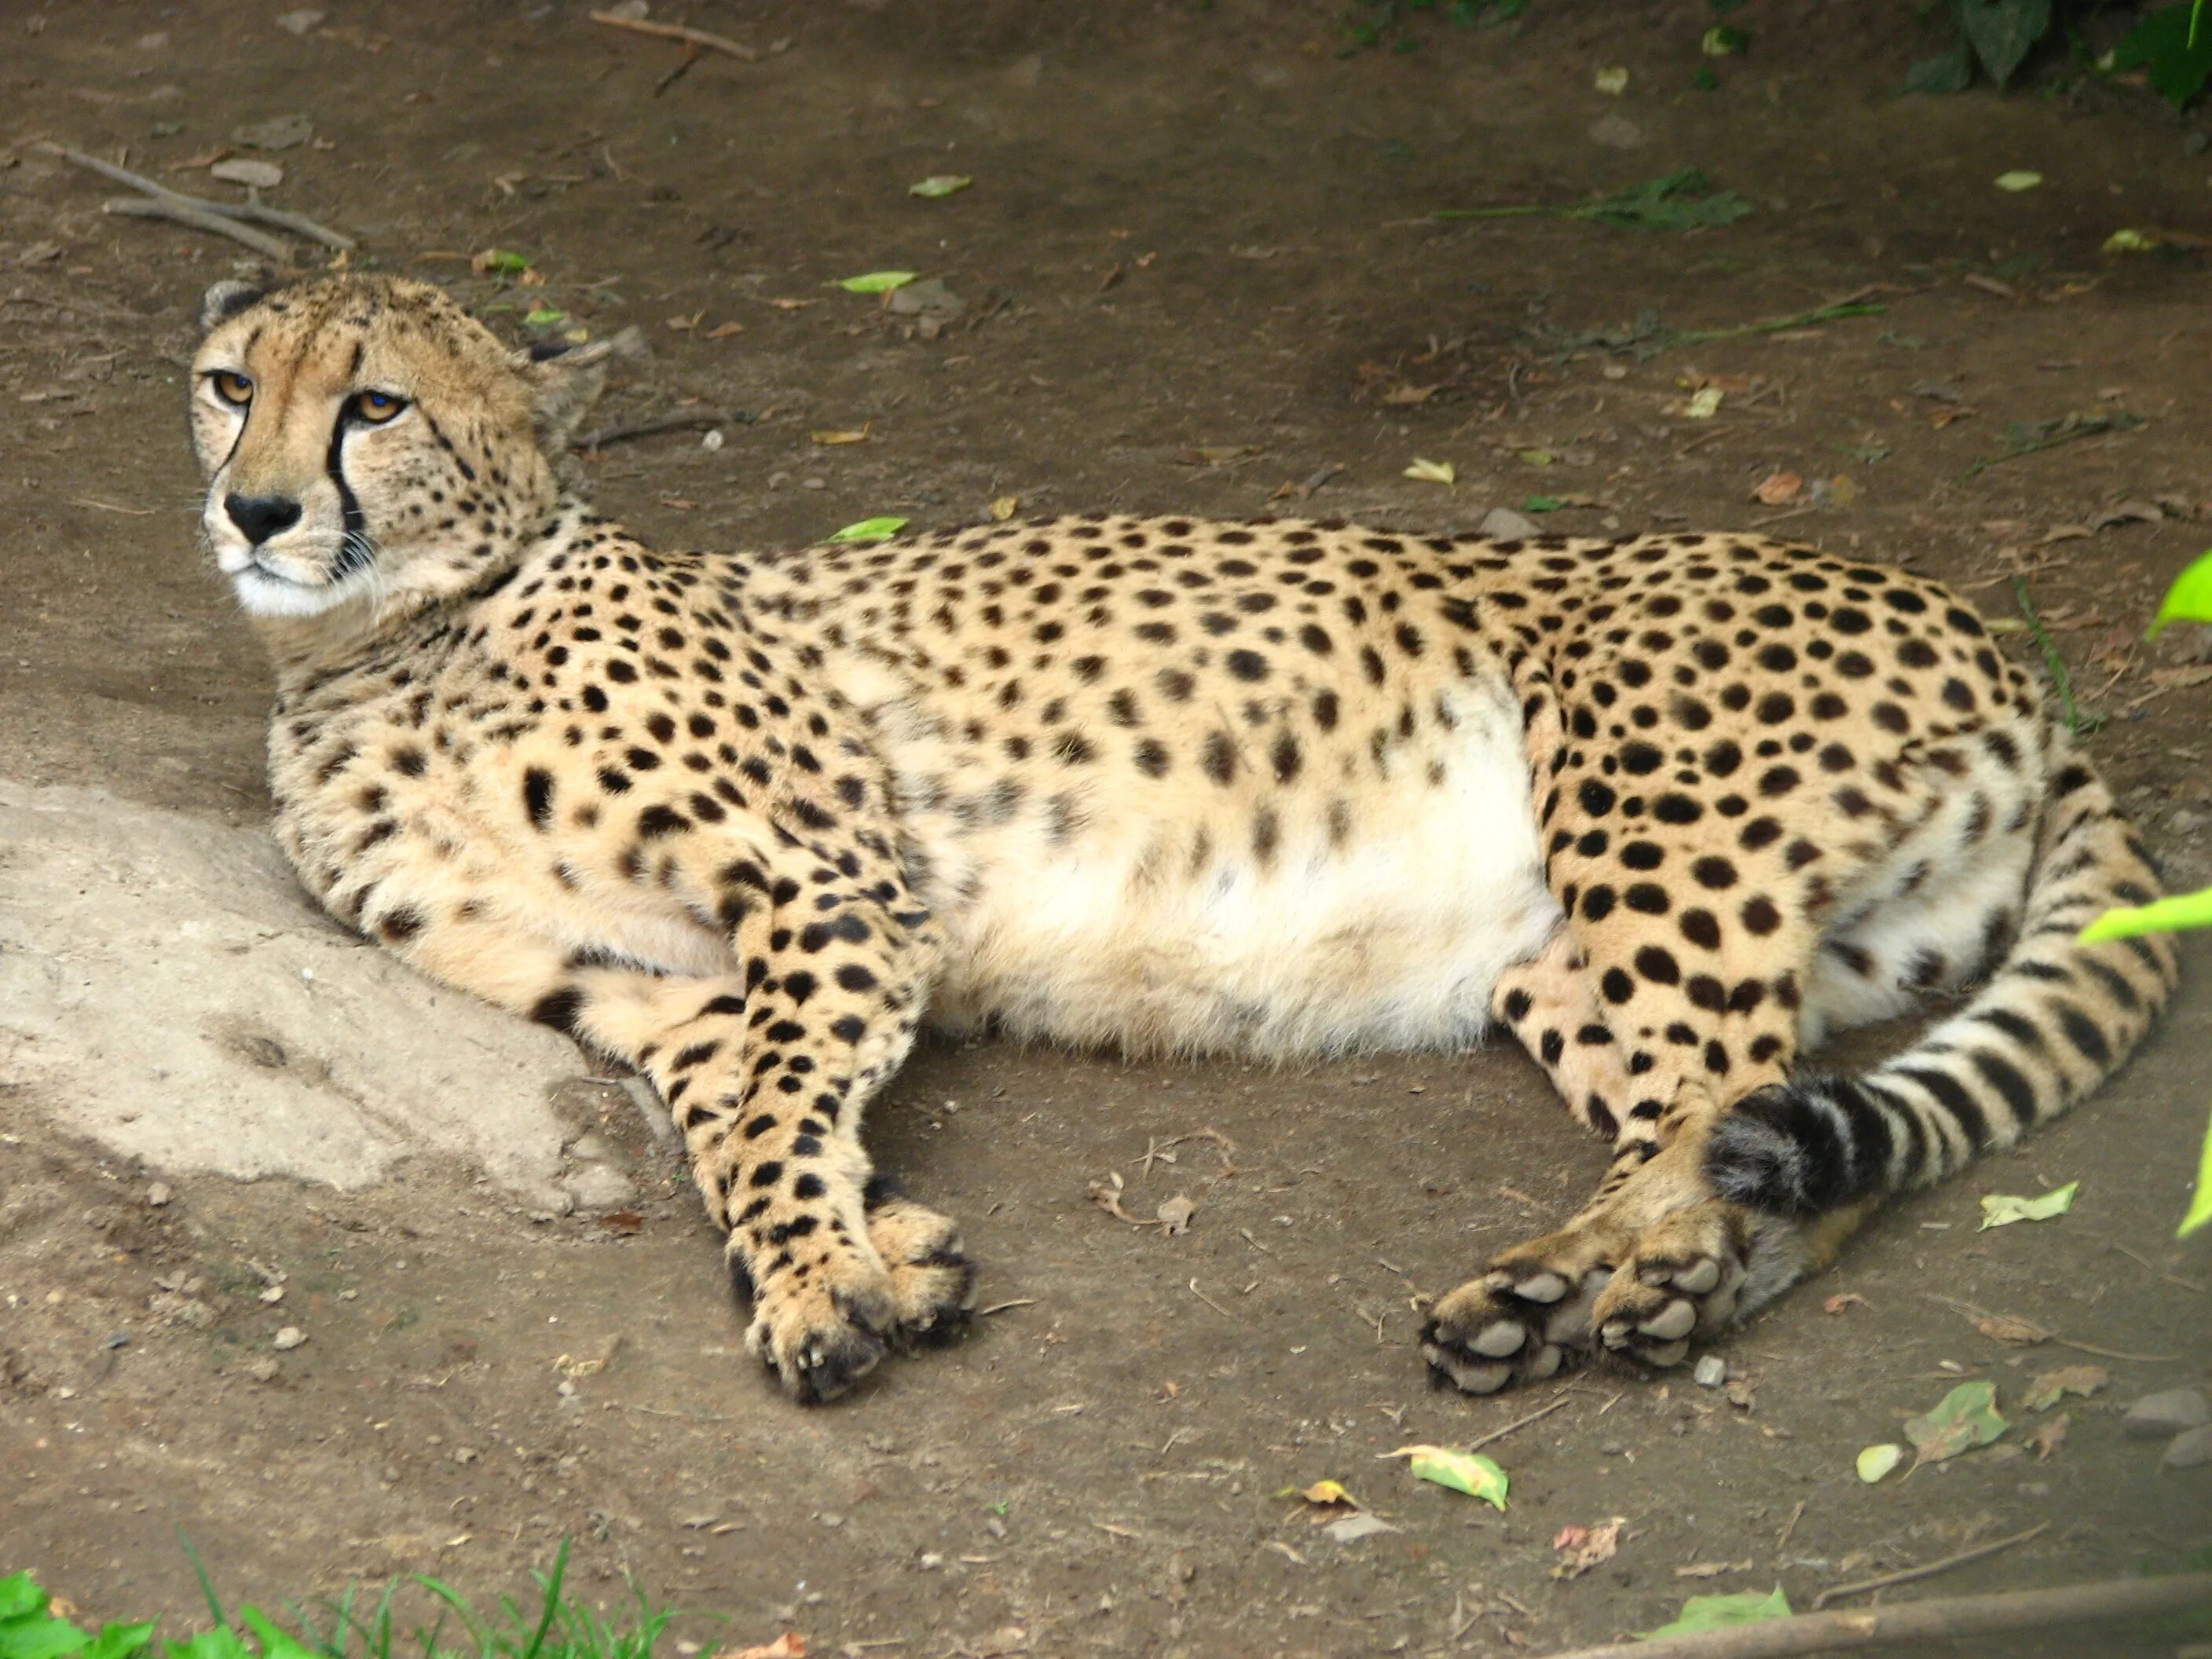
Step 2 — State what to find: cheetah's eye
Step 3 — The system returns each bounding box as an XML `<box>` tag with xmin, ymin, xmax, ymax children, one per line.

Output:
<box><xmin>210</xmin><ymin>371</ymin><xmax>255</xmax><ymax>408</ymax></box>
<box><xmin>352</xmin><ymin>390</ymin><xmax>408</xmax><ymax>424</ymax></box>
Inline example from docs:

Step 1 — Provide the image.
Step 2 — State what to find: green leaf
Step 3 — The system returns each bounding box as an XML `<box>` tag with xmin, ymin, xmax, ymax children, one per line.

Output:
<box><xmin>825</xmin><ymin>516</ymin><xmax>910</xmax><ymax>544</ymax></box>
<box><xmin>1904</xmin><ymin>1380</ymin><xmax>2008</xmax><ymax>1467</ymax></box>
<box><xmin>522</xmin><ymin>307</ymin><xmax>566</xmax><ymax>327</ymax></box>
<box><xmin>1</xmin><ymin>1622</ymin><xmax>86</xmax><ymax>1659</ymax></box>
<box><xmin>1701</xmin><ymin>24</ymin><xmax>1749</xmax><ymax>54</ymax></box>
<box><xmin>79</xmin><ymin>1626</ymin><xmax>156</xmax><ymax>1659</ymax></box>
<box><xmin>835</xmin><ymin>270</ymin><xmax>918</xmax><ymax>294</ymax></box>
<box><xmin>1961</xmin><ymin>0</ymin><xmax>2052</xmax><ymax>86</ymax></box>
<box><xmin>1994</xmin><ymin>170</ymin><xmax>2043</xmax><ymax>192</ymax></box>
<box><xmin>162</xmin><ymin>1632</ymin><xmax>251</xmax><ymax>1659</ymax></box>
<box><xmin>1905</xmin><ymin>33</ymin><xmax>1977</xmax><ymax>93</ymax></box>
<box><xmin>2181</xmin><ymin>1114</ymin><xmax>2212</xmax><ymax>1238</ymax></box>
<box><xmin>2082</xmin><ymin>885</ymin><xmax>2212</xmax><ymax>942</ymax></box>
<box><xmin>1390</xmin><ymin>1445</ymin><xmax>1509</xmax><ymax>1508</ymax></box>
<box><xmin>908</xmin><ymin>175</ymin><xmax>972</xmax><ymax>199</ymax></box>
<box><xmin>1645</xmin><ymin>1587</ymin><xmax>1792</xmax><ymax>1638</ymax></box>
<box><xmin>2112</xmin><ymin>3</ymin><xmax>2212</xmax><ymax>110</ymax></box>
<box><xmin>1978</xmin><ymin>1181</ymin><xmax>2078</xmax><ymax>1229</ymax></box>
<box><xmin>476</xmin><ymin>249</ymin><xmax>531</xmax><ymax>275</ymax></box>
<box><xmin>1522</xmin><ymin>495</ymin><xmax>1566</xmax><ymax>513</ymax></box>
<box><xmin>0</xmin><ymin>1576</ymin><xmax>51</xmax><ymax>1624</ymax></box>
<box><xmin>236</xmin><ymin>1611</ymin><xmax>313</xmax><ymax>1659</ymax></box>
<box><xmin>2148</xmin><ymin>549</ymin><xmax>2212</xmax><ymax>638</ymax></box>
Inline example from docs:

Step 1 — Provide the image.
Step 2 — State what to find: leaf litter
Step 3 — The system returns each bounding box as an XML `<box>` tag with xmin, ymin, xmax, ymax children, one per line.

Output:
<box><xmin>1550</xmin><ymin>1518</ymin><xmax>1624</xmax><ymax>1579</ymax></box>
<box><xmin>2023</xmin><ymin>1364</ymin><xmax>2110</xmax><ymax>1412</ymax></box>
<box><xmin>1904</xmin><ymin>1380</ymin><xmax>2008</xmax><ymax>1468</ymax></box>
<box><xmin>1384</xmin><ymin>1445</ymin><xmax>1508</xmax><ymax>1509</ymax></box>
<box><xmin>1979</xmin><ymin>1181</ymin><xmax>2078</xmax><ymax>1229</ymax></box>
<box><xmin>1645</xmin><ymin>1587</ymin><xmax>1791</xmax><ymax>1638</ymax></box>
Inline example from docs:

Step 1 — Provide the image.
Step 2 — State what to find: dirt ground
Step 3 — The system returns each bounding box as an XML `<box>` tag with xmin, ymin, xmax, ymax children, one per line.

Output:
<box><xmin>4</xmin><ymin>2</ymin><xmax>2212</xmax><ymax>1654</ymax></box>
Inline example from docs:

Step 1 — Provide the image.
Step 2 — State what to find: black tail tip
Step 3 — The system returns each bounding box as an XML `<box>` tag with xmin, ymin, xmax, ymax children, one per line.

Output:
<box><xmin>1705</xmin><ymin>1082</ymin><xmax>1857</xmax><ymax>1219</ymax></box>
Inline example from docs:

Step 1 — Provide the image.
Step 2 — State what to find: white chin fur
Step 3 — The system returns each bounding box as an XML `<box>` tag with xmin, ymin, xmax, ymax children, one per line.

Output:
<box><xmin>231</xmin><ymin>565</ymin><xmax>359</xmax><ymax>618</ymax></box>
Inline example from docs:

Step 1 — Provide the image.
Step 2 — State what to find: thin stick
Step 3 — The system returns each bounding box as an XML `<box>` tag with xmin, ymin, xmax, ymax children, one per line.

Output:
<box><xmin>104</xmin><ymin>196</ymin><xmax>294</xmax><ymax>258</ymax></box>
<box><xmin>976</xmin><ymin>1298</ymin><xmax>1035</xmax><ymax>1317</ymax></box>
<box><xmin>1466</xmin><ymin>1395</ymin><xmax>1571</xmax><ymax>1453</ymax></box>
<box><xmin>1810</xmin><ymin>1522</ymin><xmax>2049</xmax><ymax>1611</ymax></box>
<box><xmin>1186</xmin><ymin>1278</ymin><xmax>1234</xmax><ymax>1318</ymax></box>
<box><xmin>42</xmin><ymin>141</ymin><xmax>355</xmax><ymax>250</ymax></box>
<box><xmin>1535</xmin><ymin>1570</ymin><xmax>2212</xmax><ymax>1659</ymax></box>
<box><xmin>575</xmin><ymin>409</ymin><xmax>743</xmax><ymax>450</ymax></box>
<box><xmin>1774</xmin><ymin>1497</ymin><xmax>1807</xmax><ymax>1554</ymax></box>
<box><xmin>588</xmin><ymin>10</ymin><xmax>757</xmax><ymax>61</ymax></box>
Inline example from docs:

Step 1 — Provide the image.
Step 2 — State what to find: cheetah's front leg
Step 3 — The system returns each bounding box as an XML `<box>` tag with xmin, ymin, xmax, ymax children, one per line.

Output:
<box><xmin>560</xmin><ymin>902</ymin><xmax>969</xmax><ymax>1401</ymax></box>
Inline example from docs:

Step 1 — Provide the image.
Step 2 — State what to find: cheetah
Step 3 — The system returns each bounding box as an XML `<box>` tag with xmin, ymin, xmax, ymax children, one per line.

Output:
<box><xmin>186</xmin><ymin>273</ymin><xmax>2176</xmax><ymax>1402</ymax></box>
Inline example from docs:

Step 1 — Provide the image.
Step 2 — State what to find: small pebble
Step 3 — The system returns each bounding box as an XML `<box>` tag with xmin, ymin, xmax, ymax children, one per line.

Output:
<box><xmin>1478</xmin><ymin>507</ymin><xmax>1540</xmax><ymax>540</ymax></box>
<box><xmin>701</xmin><ymin>429</ymin><xmax>724</xmax><ymax>452</ymax></box>
<box><xmin>800</xmin><ymin>476</ymin><xmax>826</xmax><ymax>490</ymax></box>
<box><xmin>2123</xmin><ymin>1388</ymin><xmax>2209</xmax><ymax>1439</ymax></box>
<box><xmin>271</xmin><ymin>1325</ymin><xmax>306</xmax><ymax>1351</ymax></box>
<box><xmin>145</xmin><ymin>1182</ymin><xmax>172</xmax><ymax>1208</ymax></box>
<box><xmin>2163</xmin><ymin>1424</ymin><xmax>2212</xmax><ymax>1470</ymax></box>
<box><xmin>244</xmin><ymin>1357</ymin><xmax>280</xmax><ymax>1383</ymax></box>
<box><xmin>1693</xmin><ymin>1354</ymin><xmax>1727</xmax><ymax>1388</ymax></box>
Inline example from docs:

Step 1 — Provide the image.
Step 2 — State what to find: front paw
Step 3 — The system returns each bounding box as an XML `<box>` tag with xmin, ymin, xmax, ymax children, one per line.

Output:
<box><xmin>742</xmin><ymin>1252</ymin><xmax>899</xmax><ymax>1404</ymax></box>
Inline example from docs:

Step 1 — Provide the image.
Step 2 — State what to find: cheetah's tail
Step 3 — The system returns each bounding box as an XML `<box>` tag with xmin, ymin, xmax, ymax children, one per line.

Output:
<box><xmin>1705</xmin><ymin>737</ymin><xmax>2179</xmax><ymax>1218</ymax></box>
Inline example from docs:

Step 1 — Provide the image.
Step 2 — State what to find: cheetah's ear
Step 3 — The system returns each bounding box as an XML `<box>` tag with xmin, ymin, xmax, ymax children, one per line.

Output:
<box><xmin>514</xmin><ymin>326</ymin><xmax>645</xmax><ymax>452</ymax></box>
<box><xmin>198</xmin><ymin>280</ymin><xmax>266</xmax><ymax>333</ymax></box>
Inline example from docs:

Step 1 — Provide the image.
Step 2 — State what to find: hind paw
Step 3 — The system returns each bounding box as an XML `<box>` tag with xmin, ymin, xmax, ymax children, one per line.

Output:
<box><xmin>866</xmin><ymin>1196</ymin><xmax>979</xmax><ymax>1347</ymax></box>
<box><xmin>1590</xmin><ymin>1202</ymin><xmax>1752</xmax><ymax>1367</ymax></box>
<box><xmin>1423</xmin><ymin>1196</ymin><xmax>1765</xmax><ymax>1393</ymax></box>
<box><xmin>1421</xmin><ymin>1220</ymin><xmax>1632</xmax><ymax>1393</ymax></box>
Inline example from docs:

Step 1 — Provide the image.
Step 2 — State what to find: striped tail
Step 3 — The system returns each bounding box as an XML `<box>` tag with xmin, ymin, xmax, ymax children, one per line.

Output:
<box><xmin>1706</xmin><ymin>741</ymin><xmax>2180</xmax><ymax>1218</ymax></box>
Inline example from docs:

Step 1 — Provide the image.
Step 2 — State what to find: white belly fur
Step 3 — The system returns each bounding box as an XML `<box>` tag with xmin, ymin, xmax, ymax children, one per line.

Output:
<box><xmin>914</xmin><ymin>690</ymin><xmax>1559</xmax><ymax>1060</ymax></box>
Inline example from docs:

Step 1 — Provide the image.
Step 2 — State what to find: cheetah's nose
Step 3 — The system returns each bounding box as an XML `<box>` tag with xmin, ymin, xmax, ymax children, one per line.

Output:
<box><xmin>225</xmin><ymin>492</ymin><xmax>303</xmax><ymax>545</ymax></box>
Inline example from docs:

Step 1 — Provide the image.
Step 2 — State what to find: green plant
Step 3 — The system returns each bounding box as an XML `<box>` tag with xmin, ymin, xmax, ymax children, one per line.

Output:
<box><xmin>0</xmin><ymin>1544</ymin><xmax>697</xmax><ymax>1659</ymax></box>
<box><xmin>2082</xmin><ymin>547</ymin><xmax>2212</xmax><ymax>1236</ymax></box>
<box><xmin>1909</xmin><ymin>0</ymin><xmax>2210</xmax><ymax>108</ymax></box>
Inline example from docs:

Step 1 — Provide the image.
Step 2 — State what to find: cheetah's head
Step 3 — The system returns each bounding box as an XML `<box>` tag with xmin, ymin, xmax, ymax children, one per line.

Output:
<box><xmin>189</xmin><ymin>274</ymin><xmax>624</xmax><ymax>621</ymax></box>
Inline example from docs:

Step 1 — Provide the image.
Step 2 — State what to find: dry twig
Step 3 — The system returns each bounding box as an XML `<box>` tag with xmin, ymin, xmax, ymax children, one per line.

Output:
<box><xmin>589</xmin><ymin>9</ymin><xmax>757</xmax><ymax>61</ymax></box>
<box><xmin>1535</xmin><ymin>1571</ymin><xmax>2212</xmax><ymax>1659</ymax></box>
<box><xmin>1810</xmin><ymin>1522</ymin><xmax>2049</xmax><ymax>1611</ymax></box>
<box><xmin>40</xmin><ymin>141</ymin><xmax>355</xmax><ymax>254</ymax></box>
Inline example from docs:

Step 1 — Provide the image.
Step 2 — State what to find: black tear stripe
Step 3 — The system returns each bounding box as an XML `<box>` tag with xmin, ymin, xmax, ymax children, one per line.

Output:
<box><xmin>327</xmin><ymin>407</ymin><xmax>372</xmax><ymax>580</ymax></box>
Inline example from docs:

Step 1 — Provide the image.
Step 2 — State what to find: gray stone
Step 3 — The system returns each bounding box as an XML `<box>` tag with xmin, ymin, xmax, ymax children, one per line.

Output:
<box><xmin>2163</xmin><ymin>1424</ymin><xmax>2212</xmax><ymax>1470</ymax></box>
<box><xmin>2122</xmin><ymin>1388</ymin><xmax>2210</xmax><ymax>1439</ymax></box>
<box><xmin>1693</xmin><ymin>1354</ymin><xmax>1727</xmax><ymax>1388</ymax></box>
<box><xmin>1588</xmin><ymin>114</ymin><xmax>1646</xmax><ymax>151</ymax></box>
<box><xmin>1478</xmin><ymin>507</ymin><xmax>1540</xmax><ymax>540</ymax></box>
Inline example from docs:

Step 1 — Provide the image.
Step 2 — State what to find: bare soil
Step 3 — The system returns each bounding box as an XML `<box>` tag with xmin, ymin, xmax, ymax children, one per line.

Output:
<box><xmin>3</xmin><ymin>4</ymin><xmax>2210</xmax><ymax>1655</ymax></box>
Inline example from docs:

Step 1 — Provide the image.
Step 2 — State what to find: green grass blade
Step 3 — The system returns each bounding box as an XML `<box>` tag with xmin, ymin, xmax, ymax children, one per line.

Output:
<box><xmin>176</xmin><ymin>1536</ymin><xmax>229</xmax><ymax>1631</ymax></box>
<box><xmin>2081</xmin><ymin>884</ymin><xmax>2212</xmax><ymax>942</ymax></box>
<box><xmin>515</xmin><ymin>1544</ymin><xmax>569</xmax><ymax>1659</ymax></box>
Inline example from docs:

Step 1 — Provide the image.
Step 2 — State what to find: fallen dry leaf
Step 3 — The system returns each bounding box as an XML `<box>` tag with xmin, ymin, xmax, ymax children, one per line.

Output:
<box><xmin>811</xmin><ymin>423</ymin><xmax>874</xmax><ymax>446</ymax></box>
<box><xmin>1551</xmin><ymin>1517</ymin><xmax>1624</xmax><ymax>1580</ymax></box>
<box><xmin>2027</xmin><ymin>1412</ymin><xmax>2071</xmax><ymax>1461</ymax></box>
<box><xmin>713</xmin><ymin>1637</ymin><xmax>805</xmax><ymax>1659</ymax></box>
<box><xmin>2148</xmin><ymin>665</ymin><xmax>2212</xmax><ymax>690</ymax></box>
<box><xmin>1276</xmin><ymin>1478</ymin><xmax>1359</xmax><ymax>1512</ymax></box>
<box><xmin>1675</xmin><ymin>1559</ymin><xmax>1754</xmax><ymax>1579</ymax></box>
<box><xmin>989</xmin><ymin>495</ymin><xmax>1020</xmax><ymax>521</ymax></box>
<box><xmin>1751</xmin><ymin>471</ymin><xmax>1802</xmax><ymax>505</ymax></box>
<box><xmin>2023</xmin><ymin>1364</ymin><xmax>2109</xmax><ymax>1412</ymax></box>
<box><xmin>1824</xmin><ymin>1293</ymin><xmax>1869</xmax><ymax>1315</ymax></box>
<box><xmin>1971</xmin><ymin>1312</ymin><xmax>2053</xmax><ymax>1346</ymax></box>
<box><xmin>597</xmin><ymin>1209</ymin><xmax>644</xmax><ymax>1233</ymax></box>
<box><xmin>705</xmin><ymin>320</ymin><xmax>745</xmax><ymax>339</ymax></box>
